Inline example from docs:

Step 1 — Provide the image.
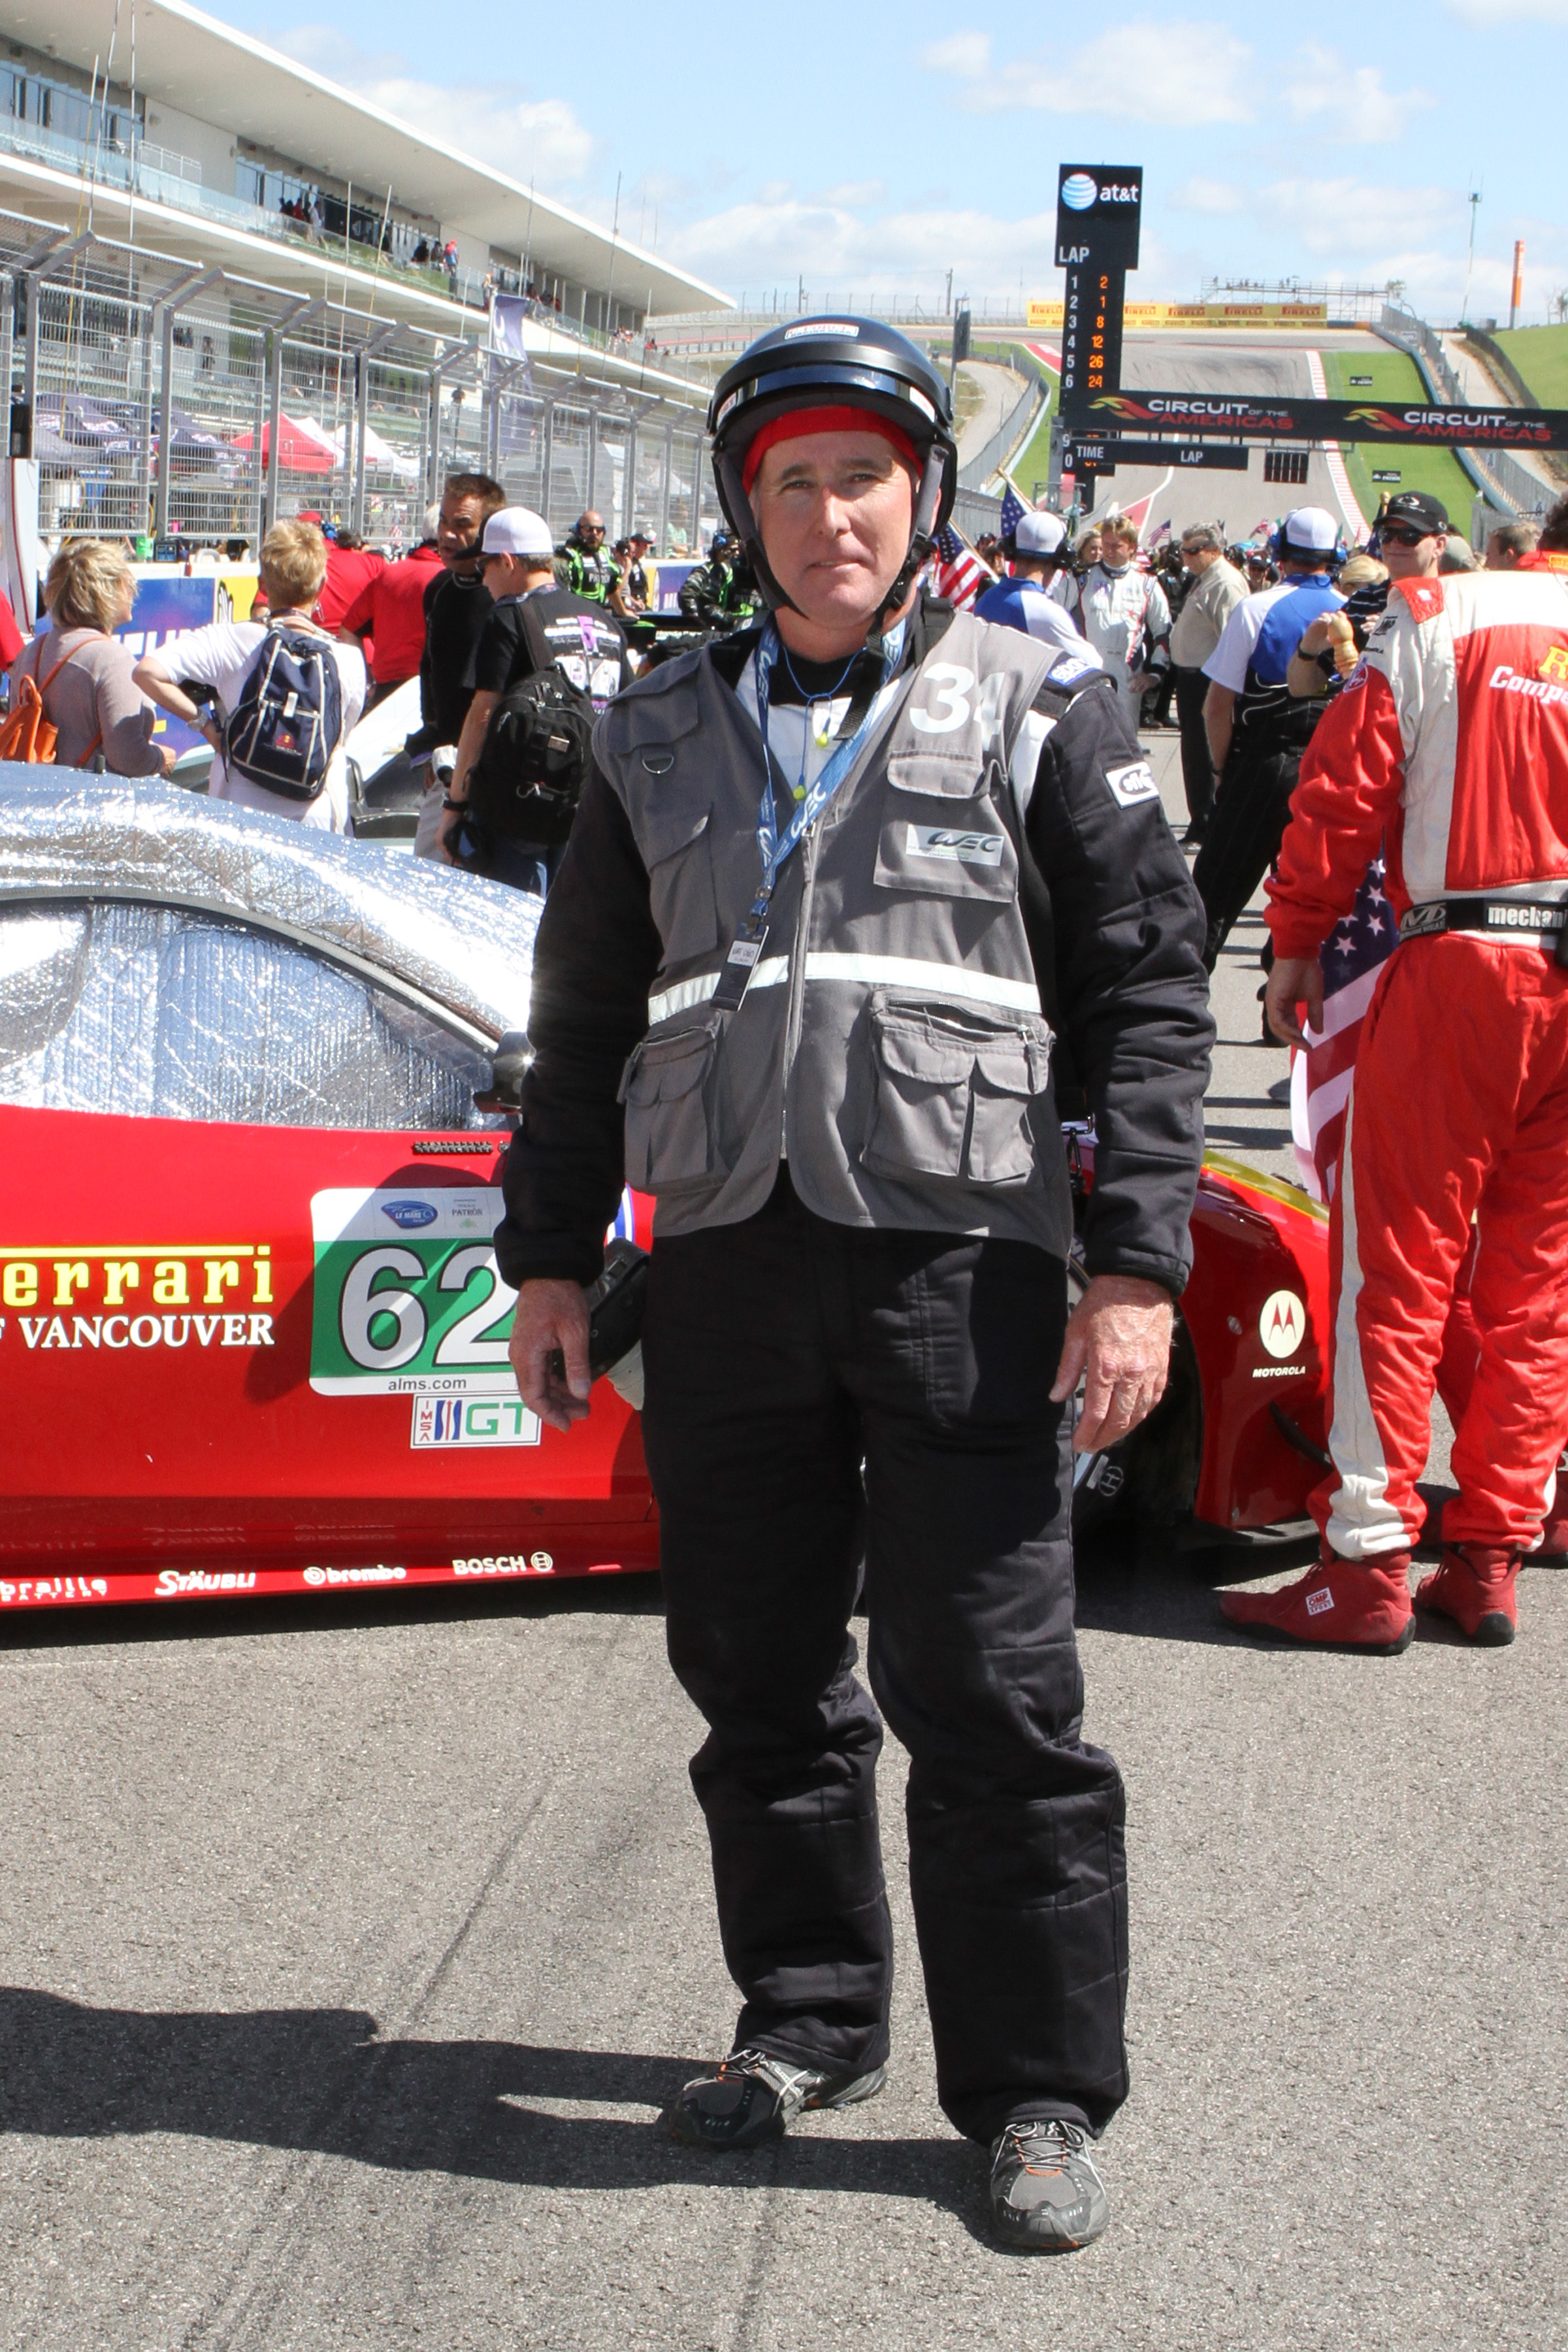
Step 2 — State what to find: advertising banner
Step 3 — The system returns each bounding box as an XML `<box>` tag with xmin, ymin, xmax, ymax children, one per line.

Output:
<box><xmin>1081</xmin><ymin>389</ymin><xmax>1568</xmax><ymax>451</ymax></box>
<box><xmin>1028</xmin><ymin>301</ymin><xmax>1330</xmax><ymax>329</ymax></box>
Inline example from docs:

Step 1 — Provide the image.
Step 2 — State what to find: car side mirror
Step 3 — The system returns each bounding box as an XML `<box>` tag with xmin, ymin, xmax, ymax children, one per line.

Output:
<box><xmin>474</xmin><ymin>1028</ymin><xmax>531</xmax><ymax>1113</ymax></box>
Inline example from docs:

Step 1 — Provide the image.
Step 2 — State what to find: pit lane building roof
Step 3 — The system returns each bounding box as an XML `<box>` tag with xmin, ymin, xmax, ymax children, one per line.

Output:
<box><xmin>0</xmin><ymin>0</ymin><xmax>728</xmax><ymax>342</ymax></box>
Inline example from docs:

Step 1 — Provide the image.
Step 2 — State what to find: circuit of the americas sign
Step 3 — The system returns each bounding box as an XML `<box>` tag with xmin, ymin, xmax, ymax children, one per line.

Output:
<box><xmin>1080</xmin><ymin>391</ymin><xmax>1568</xmax><ymax>450</ymax></box>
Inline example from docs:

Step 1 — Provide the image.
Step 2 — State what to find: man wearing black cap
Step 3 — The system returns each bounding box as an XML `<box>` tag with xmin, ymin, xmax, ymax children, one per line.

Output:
<box><xmin>1286</xmin><ymin>492</ymin><xmax>1447</xmax><ymax>704</ymax></box>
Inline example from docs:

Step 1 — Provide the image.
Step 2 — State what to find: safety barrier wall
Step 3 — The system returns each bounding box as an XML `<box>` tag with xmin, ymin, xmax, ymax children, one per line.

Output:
<box><xmin>1376</xmin><ymin>303</ymin><xmax>1551</xmax><ymax>519</ymax></box>
<box><xmin>956</xmin><ymin>350</ymin><xmax>1049</xmax><ymax>494</ymax></box>
<box><xmin>7</xmin><ymin>206</ymin><xmax>716</xmax><ymax>559</ymax></box>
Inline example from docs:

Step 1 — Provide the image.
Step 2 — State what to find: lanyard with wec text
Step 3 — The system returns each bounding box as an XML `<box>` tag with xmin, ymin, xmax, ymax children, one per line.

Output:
<box><xmin>711</xmin><ymin>617</ymin><xmax>904</xmax><ymax>1011</ymax></box>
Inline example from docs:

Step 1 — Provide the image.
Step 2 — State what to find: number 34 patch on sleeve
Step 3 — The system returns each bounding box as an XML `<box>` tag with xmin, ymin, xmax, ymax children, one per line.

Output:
<box><xmin>1104</xmin><ymin>757</ymin><xmax>1161</xmax><ymax>809</ymax></box>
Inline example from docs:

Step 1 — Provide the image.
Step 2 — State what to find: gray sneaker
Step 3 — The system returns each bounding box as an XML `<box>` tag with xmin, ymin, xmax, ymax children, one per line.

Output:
<box><xmin>988</xmin><ymin>2117</ymin><xmax>1111</xmax><ymax>2252</ymax></box>
<box><xmin>663</xmin><ymin>2045</ymin><xmax>887</xmax><ymax>2151</ymax></box>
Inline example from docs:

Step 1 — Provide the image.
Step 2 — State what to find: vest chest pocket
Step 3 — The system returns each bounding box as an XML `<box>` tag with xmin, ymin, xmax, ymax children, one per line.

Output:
<box><xmin>862</xmin><ymin>1002</ymin><xmax>1053</xmax><ymax>1186</ymax></box>
<box><xmin>619</xmin><ymin>1020</ymin><xmax>726</xmax><ymax>1192</ymax></box>
<box><xmin>873</xmin><ymin>802</ymin><xmax>1018</xmax><ymax>901</ymax></box>
<box><xmin>642</xmin><ymin>804</ymin><xmax>718</xmax><ymax>963</ymax></box>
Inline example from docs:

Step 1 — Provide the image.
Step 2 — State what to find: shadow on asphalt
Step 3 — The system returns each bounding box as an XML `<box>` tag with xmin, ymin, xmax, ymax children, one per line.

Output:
<box><xmin>0</xmin><ymin>1988</ymin><xmax>989</xmax><ymax>2229</ymax></box>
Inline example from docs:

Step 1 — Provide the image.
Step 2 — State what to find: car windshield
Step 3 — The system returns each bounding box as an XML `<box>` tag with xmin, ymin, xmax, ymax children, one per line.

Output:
<box><xmin>0</xmin><ymin>901</ymin><xmax>502</xmax><ymax>1131</ymax></box>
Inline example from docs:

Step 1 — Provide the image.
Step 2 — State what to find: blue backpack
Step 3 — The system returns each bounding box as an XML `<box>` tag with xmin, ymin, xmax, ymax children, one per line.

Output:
<box><xmin>223</xmin><ymin>623</ymin><xmax>344</xmax><ymax>801</ymax></box>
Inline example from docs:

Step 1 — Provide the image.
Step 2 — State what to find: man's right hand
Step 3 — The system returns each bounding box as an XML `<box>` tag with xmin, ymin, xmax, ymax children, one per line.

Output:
<box><xmin>1266</xmin><ymin>955</ymin><xmax>1325</xmax><ymax>1047</ymax></box>
<box><xmin>510</xmin><ymin>1278</ymin><xmax>593</xmax><ymax>1433</ymax></box>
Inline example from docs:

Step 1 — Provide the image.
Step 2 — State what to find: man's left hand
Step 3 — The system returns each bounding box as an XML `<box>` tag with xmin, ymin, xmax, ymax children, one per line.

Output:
<box><xmin>1050</xmin><ymin>1273</ymin><xmax>1175</xmax><ymax>1453</ymax></box>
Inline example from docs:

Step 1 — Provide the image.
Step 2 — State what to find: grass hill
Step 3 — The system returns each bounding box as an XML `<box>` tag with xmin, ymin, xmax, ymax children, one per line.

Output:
<box><xmin>1316</xmin><ymin>349</ymin><xmax>1475</xmax><ymax>528</ymax></box>
<box><xmin>1488</xmin><ymin>325</ymin><xmax>1568</xmax><ymax>407</ymax></box>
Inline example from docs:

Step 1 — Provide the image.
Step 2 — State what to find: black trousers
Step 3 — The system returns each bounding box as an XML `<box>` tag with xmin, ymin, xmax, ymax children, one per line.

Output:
<box><xmin>1191</xmin><ymin>742</ymin><xmax>1303</xmax><ymax>970</ymax></box>
<box><xmin>639</xmin><ymin>1173</ymin><xmax>1130</xmax><ymax>2144</ymax></box>
<box><xmin>1173</xmin><ymin>666</ymin><xmax>1216</xmax><ymax>830</ymax></box>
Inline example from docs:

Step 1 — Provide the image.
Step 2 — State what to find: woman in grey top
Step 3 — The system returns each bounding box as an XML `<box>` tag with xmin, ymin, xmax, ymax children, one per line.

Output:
<box><xmin>14</xmin><ymin>541</ymin><xmax>172</xmax><ymax>777</ymax></box>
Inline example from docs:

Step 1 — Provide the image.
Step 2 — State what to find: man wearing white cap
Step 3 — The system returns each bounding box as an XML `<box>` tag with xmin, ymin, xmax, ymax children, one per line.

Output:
<box><xmin>972</xmin><ymin>512</ymin><xmax>1102</xmax><ymax>668</ymax></box>
<box><xmin>1192</xmin><ymin>506</ymin><xmax>1345</xmax><ymax>975</ymax></box>
<box><xmin>445</xmin><ymin>504</ymin><xmax>630</xmax><ymax>893</ymax></box>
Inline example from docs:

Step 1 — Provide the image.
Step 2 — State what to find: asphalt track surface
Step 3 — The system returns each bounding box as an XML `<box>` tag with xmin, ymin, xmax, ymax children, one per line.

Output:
<box><xmin>4</xmin><ymin>751</ymin><xmax>1565</xmax><ymax>2352</ymax></box>
<box><xmin>1081</xmin><ymin>329</ymin><xmax>1379</xmax><ymax>544</ymax></box>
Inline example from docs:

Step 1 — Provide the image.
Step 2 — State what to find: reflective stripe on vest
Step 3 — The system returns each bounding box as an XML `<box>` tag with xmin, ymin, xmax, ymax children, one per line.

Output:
<box><xmin>648</xmin><ymin>951</ymin><xmax>1043</xmax><ymax>1028</ymax></box>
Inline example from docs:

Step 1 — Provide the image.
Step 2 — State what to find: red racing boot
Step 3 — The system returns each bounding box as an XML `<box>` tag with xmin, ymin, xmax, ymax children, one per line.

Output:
<box><xmin>1414</xmin><ymin>1545</ymin><xmax>1520</xmax><ymax>1646</ymax></box>
<box><xmin>1221</xmin><ymin>1550</ymin><xmax>1414</xmax><ymax>1653</ymax></box>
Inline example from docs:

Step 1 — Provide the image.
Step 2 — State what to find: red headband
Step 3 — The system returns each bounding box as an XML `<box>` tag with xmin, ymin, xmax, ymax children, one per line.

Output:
<box><xmin>741</xmin><ymin>404</ymin><xmax>919</xmax><ymax>495</ymax></box>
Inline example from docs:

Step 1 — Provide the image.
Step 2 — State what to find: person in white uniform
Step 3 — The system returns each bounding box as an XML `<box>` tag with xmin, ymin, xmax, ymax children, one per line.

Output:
<box><xmin>1075</xmin><ymin>517</ymin><xmax>1171</xmax><ymax>710</ymax></box>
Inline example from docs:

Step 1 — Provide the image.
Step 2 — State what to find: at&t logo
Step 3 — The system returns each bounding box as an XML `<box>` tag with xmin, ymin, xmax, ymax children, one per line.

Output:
<box><xmin>1062</xmin><ymin>172</ymin><xmax>1098</xmax><ymax>211</ymax></box>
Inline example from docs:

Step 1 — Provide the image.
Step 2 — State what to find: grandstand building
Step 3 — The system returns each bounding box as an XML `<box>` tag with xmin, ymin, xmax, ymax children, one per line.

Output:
<box><xmin>2</xmin><ymin>0</ymin><xmax>723</xmax><ymax>343</ymax></box>
<box><xmin>1</xmin><ymin>0</ymin><xmax>727</xmax><ymax>573</ymax></box>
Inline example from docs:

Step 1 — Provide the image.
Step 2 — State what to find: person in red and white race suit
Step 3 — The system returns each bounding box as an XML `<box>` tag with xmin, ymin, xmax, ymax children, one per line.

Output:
<box><xmin>1226</xmin><ymin>504</ymin><xmax>1568</xmax><ymax>1651</ymax></box>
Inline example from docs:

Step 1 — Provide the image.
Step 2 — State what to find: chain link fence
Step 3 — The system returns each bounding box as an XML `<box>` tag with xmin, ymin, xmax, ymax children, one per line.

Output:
<box><xmin>6</xmin><ymin>206</ymin><xmax>712</xmax><ymax>558</ymax></box>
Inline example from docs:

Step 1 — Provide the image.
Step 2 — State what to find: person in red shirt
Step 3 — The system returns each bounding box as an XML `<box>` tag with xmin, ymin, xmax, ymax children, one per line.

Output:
<box><xmin>314</xmin><ymin>528</ymin><xmax>385</xmax><ymax>636</ymax></box>
<box><xmin>0</xmin><ymin>584</ymin><xmax>24</xmax><ymax>672</ymax></box>
<box><xmin>337</xmin><ymin>521</ymin><xmax>444</xmax><ymax>704</ymax></box>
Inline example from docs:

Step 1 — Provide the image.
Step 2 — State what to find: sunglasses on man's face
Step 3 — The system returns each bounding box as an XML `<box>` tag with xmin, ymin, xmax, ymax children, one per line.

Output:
<box><xmin>1380</xmin><ymin>525</ymin><xmax>1433</xmax><ymax>547</ymax></box>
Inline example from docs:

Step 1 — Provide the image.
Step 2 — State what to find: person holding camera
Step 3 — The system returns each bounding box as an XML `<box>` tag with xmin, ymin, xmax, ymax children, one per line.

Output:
<box><xmin>443</xmin><ymin>506</ymin><xmax>630</xmax><ymax>894</ymax></box>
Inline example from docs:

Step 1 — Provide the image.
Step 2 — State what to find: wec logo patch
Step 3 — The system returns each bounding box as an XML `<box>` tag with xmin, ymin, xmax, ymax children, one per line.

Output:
<box><xmin>904</xmin><ymin>823</ymin><xmax>1005</xmax><ymax>867</ymax></box>
<box><xmin>1104</xmin><ymin>759</ymin><xmax>1160</xmax><ymax>809</ymax></box>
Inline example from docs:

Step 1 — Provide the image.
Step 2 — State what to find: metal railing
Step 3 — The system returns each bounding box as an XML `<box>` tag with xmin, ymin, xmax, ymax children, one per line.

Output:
<box><xmin>956</xmin><ymin>355</ymin><xmax>1047</xmax><ymax>493</ymax></box>
<box><xmin>9</xmin><ymin>208</ymin><xmax>717</xmax><ymax>554</ymax></box>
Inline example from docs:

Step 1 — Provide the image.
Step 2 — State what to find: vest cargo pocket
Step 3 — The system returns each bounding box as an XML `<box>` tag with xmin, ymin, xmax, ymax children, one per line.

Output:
<box><xmin>619</xmin><ymin>1022</ymin><xmax>725</xmax><ymax>1192</ymax></box>
<box><xmin>643</xmin><ymin>804</ymin><xmax>718</xmax><ymax>962</ymax></box>
<box><xmin>862</xmin><ymin>1003</ymin><xmax>1053</xmax><ymax>1186</ymax></box>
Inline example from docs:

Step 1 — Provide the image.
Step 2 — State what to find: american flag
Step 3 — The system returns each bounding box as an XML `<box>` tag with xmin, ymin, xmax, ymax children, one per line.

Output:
<box><xmin>1289</xmin><ymin>851</ymin><xmax>1399</xmax><ymax>1200</ymax></box>
<box><xmin>998</xmin><ymin>482</ymin><xmax>1030</xmax><ymax>540</ymax></box>
<box><xmin>931</xmin><ymin>524</ymin><xmax>992</xmax><ymax>610</ymax></box>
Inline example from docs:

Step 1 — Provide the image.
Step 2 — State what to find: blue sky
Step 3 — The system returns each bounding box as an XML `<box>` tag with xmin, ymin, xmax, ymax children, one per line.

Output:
<box><xmin>209</xmin><ymin>1</ymin><xmax>1565</xmax><ymax>321</ymax></box>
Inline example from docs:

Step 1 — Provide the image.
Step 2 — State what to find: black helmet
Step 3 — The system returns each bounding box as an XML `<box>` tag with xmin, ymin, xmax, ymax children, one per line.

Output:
<box><xmin>708</xmin><ymin>315</ymin><xmax>958</xmax><ymax>627</ymax></box>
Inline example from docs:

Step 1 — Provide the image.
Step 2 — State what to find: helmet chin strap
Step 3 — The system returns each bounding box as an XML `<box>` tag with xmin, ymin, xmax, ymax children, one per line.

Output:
<box><xmin>716</xmin><ymin>441</ymin><xmax>949</xmax><ymax>644</ymax></box>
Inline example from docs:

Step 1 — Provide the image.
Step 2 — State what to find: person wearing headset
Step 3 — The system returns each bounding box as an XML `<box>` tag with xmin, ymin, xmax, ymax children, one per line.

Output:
<box><xmin>492</xmin><ymin>316</ymin><xmax>1212</xmax><ymax>2253</ymax></box>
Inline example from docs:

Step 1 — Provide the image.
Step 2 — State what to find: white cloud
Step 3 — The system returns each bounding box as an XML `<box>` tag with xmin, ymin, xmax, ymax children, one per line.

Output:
<box><xmin>1284</xmin><ymin>45</ymin><xmax>1433</xmax><ymax>143</ymax></box>
<box><xmin>1259</xmin><ymin>178</ymin><xmax>1464</xmax><ymax>257</ymax></box>
<box><xmin>919</xmin><ymin>32</ymin><xmax>992</xmax><ymax>78</ymax></box>
<box><xmin>1169</xmin><ymin>177</ymin><xmax>1246</xmax><ymax>214</ymax></box>
<box><xmin>925</xmin><ymin>20</ymin><xmax>1255</xmax><ymax>125</ymax></box>
<box><xmin>667</xmin><ymin>198</ymin><xmax>1062</xmax><ymax>302</ymax></box>
<box><xmin>1445</xmin><ymin>0</ymin><xmax>1568</xmax><ymax>16</ymax></box>
<box><xmin>271</xmin><ymin>27</ymin><xmax>596</xmax><ymax>187</ymax></box>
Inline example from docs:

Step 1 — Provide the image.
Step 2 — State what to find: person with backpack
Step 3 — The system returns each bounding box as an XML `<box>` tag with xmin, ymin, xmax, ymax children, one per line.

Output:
<box><xmin>442</xmin><ymin>505</ymin><xmax>630</xmax><ymax>894</ymax></box>
<box><xmin>134</xmin><ymin>521</ymin><xmax>365</xmax><ymax>828</ymax></box>
<box><xmin>6</xmin><ymin>540</ymin><xmax>172</xmax><ymax>777</ymax></box>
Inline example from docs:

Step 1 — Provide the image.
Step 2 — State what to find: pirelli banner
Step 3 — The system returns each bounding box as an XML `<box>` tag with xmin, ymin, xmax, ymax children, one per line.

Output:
<box><xmin>1027</xmin><ymin>300</ymin><xmax>1329</xmax><ymax>330</ymax></box>
<box><xmin>1078</xmin><ymin>389</ymin><xmax>1568</xmax><ymax>451</ymax></box>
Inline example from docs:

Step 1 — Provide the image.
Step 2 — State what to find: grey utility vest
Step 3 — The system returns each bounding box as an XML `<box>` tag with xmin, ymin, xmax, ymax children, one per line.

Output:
<box><xmin>596</xmin><ymin>608</ymin><xmax>1075</xmax><ymax>1254</ymax></box>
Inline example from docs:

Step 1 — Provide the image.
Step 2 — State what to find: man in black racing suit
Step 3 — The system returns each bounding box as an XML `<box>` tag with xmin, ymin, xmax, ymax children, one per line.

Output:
<box><xmin>495</xmin><ymin>317</ymin><xmax>1211</xmax><ymax>2254</ymax></box>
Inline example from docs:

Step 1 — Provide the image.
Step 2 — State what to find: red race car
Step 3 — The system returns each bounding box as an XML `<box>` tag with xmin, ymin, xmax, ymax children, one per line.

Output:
<box><xmin>0</xmin><ymin>778</ymin><xmax>1330</xmax><ymax>1616</ymax></box>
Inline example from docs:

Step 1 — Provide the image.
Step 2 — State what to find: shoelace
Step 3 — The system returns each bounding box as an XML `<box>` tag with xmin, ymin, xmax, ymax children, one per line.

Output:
<box><xmin>717</xmin><ymin>2046</ymin><xmax>819</xmax><ymax>2100</ymax></box>
<box><xmin>996</xmin><ymin>2118</ymin><xmax>1087</xmax><ymax>2172</ymax></box>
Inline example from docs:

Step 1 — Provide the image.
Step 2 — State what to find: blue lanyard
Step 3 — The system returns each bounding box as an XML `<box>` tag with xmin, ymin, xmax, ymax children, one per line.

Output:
<box><xmin>747</xmin><ymin>617</ymin><xmax>904</xmax><ymax>927</ymax></box>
